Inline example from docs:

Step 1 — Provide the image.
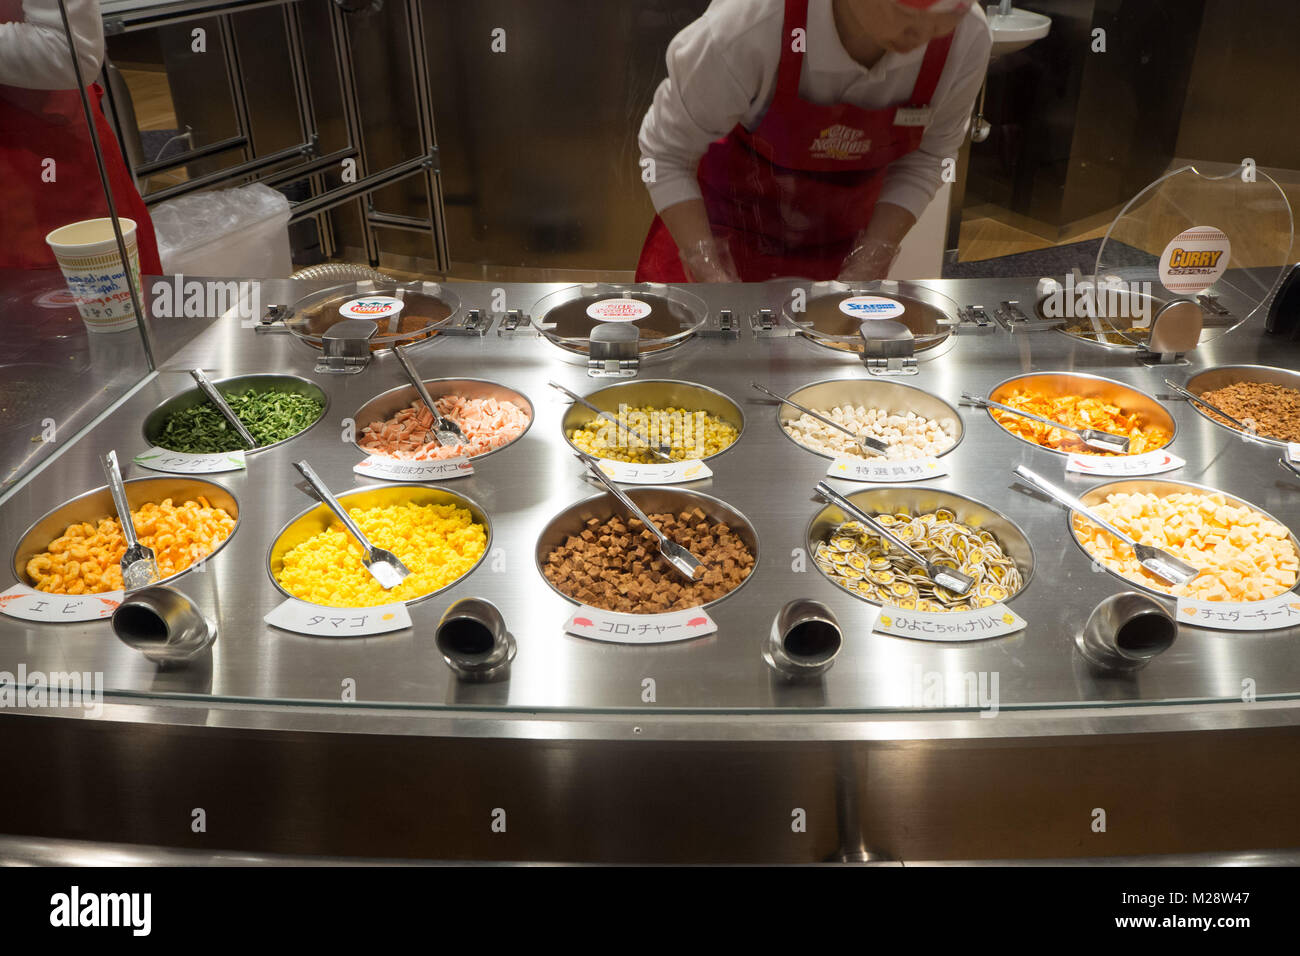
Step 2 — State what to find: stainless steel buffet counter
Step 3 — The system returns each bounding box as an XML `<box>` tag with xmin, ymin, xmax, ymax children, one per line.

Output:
<box><xmin>3</xmin><ymin>277</ymin><xmax>1299</xmax><ymax>863</ymax></box>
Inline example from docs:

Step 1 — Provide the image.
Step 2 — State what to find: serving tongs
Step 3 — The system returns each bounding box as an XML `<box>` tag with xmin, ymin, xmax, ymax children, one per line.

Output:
<box><xmin>189</xmin><ymin>368</ymin><xmax>258</xmax><ymax>449</ymax></box>
<box><xmin>963</xmin><ymin>391</ymin><xmax>1132</xmax><ymax>455</ymax></box>
<box><xmin>1014</xmin><ymin>465</ymin><xmax>1200</xmax><ymax>587</ymax></box>
<box><xmin>293</xmin><ymin>460</ymin><xmax>410</xmax><ymax>590</ymax></box>
<box><xmin>549</xmin><ymin>381</ymin><xmax>675</xmax><ymax>462</ymax></box>
<box><xmin>751</xmin><ymin>382</ymin><xmax>890</xmax><ymax>456</ymax></box>
<box><xmin>814</xmin><ymin>481</ymin><xmax>975</xmax><ymax>596</ymax></box>
<box><xmin>1164</xmin><ymin>379</ymin><xmax>1259</xmax><ymax>438</ymax></box>
<box><xmin>576</xmin><ymin>452</ymin><xmax>702</xmax><ymax>582</ymax></box>
<box><xmin>393</xmin><ymin>344</ymin><xmax>465</xmax><ymax>448</ymax></box>
<box><xmin>101</xmin><ymin>449</ymin><xmax>158</xmax><ymax>591</ymax></box>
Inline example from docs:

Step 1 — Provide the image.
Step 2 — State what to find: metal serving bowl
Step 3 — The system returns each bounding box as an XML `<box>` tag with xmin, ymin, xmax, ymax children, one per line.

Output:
<box><xmin>806</xmin><ymin>486</ymin><xmax>1035</xmax><ymax>607</ymax></box>
<box><xmin>987</xmin><ymin>371</ymin><xmax>1177</xmax><ymax>457</ymax></box>
<box><xmin>267</xmin><ymin>483</ymin><xmax>491</xmax><ymax>607</ymax></box>
<box><xmin>1182</xmin><ymin>364</ymin><xmax>1300</xmax><ymax>449</ymax></box>
<box><xmin>559</xmin><ymin>379</ymin><xmax>745</xmax><ymax>462</ymax></box>
<box><xmin>776</xmin><ymin>378</ymin><xmax>964</xmax><ymax>460</ymax></box>
<box><xmin>534</xmin><ymin>487</ymin><xmax>760</xmax><ymax>612</ymax></box>
<box><xmin>142</xmin><ymin>373</ymin><xmax>327</xmax><ymax>455</ymax></box>
<box><xmin>352</xmin><ymin>378</ymin><xmax>534</xmax><ymax>461</ymax></box>
<box><xmin>284</xmin><ymin>280</ymin><xmax>460</xmax><ymax>351</ymax></box>
<box><xmin>782</xmin><ymin>280</ymin><xmax>958</xmax><ymax>354</ymax></box>
<box><xmin>12</xmin><ymin>477</ymin><xmax>241</xmax><ymax>590</ymax></box>
<box><xmin>529</xmin><ymin>284</ymin><xmax>707</xmax><ymax>357</ymax></box>
<box><xmin>1066</xmin><ymin>477</ymin><xmax>1300</xmax><ymax>600</ymax></box>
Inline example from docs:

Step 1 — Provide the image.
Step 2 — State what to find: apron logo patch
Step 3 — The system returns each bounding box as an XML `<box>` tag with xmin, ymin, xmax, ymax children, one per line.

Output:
<box><xmin>810</xmin><ymin>124</ymin><xmax>871</xmax><ymax>160</ymax></box>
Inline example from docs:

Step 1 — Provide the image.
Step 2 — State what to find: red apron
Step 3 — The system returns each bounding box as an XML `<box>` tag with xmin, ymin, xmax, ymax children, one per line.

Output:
<box><xmin>636</xmin><ymin>0</ymin><xmax>952</xmax><ymax>282</ymax></box>
<box><xmin>0</xmin><ymin>3</ymin><xmax>162</xmax><ymax>273</ymax></box>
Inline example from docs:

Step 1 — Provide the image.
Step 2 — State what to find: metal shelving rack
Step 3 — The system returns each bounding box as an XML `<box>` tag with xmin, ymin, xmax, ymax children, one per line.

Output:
<box><xmin>98</xmin><ymin>0</ymin><xmax>450</xmax><ymax>271</ymax></box>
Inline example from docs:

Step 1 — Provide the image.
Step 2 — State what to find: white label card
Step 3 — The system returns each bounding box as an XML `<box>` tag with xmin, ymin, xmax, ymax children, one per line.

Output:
<box><xmin>354</xmin><ymin>456</ymin><xmax>473</xmax><ymax>481</ymax></box>
<box><xmin>564</xmin><ymin>605</ymin><xmax>717</xmax><ymax>644</ymax></box>
<box><xmin>894</xmin><ymin>106</ymin><xmax>932</xmax><ymax>127</ymax></box>
<box><xmin>0</xmin><ymin>584</ymin><xmax>123</xmax><ymax>622</ymax></box>
<box><xmin>1065</xmin><ymin>449</ymin><xmax>1184</xmax><ymax>477</ymax></box>
<box><xmin>1176</xmin><ymin>593</ymin><xmax>1300</xmax><ymax>632</ymax></box>
<box><xmin>265</xmin><ymin>598</ymin><xmax>412</xmax><ymax>636</ymax></box>
<box><xmin>592</xmin><ymin>458</ymin><xmax>711</xmax><ymax>484</ymax></box>
<box><xmin>873</xmin><ymin>603</ymin><xmax>1026</xmax><ymax>642</ymax></box>
<box><xmin>1288</xmin><ymin>443</ymin><xmax>1300</xmax><ymax>464</ymax></box>
<box><xmin>828</xmin><ymin>456</ymin><xmax>947</xmax><ymax>482</ymax></box>
<box><xmin>133</xmin><ymin>447</ymin><xmax>246</xmax><ymax>474</ymax></box>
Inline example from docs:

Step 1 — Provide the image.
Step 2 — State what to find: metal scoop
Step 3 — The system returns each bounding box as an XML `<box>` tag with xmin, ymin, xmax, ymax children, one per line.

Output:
<box><xmin>392</xmin><ymin>344</ymin><xmax>465</xmax><ymax>448</ymax></box>
<box><xmin>577</xmin><ymin>453</ymin><xmax>703</xmax><ymax>582</ymax></box>
<box><xmin>293</xmin><ymin>460</ymin><xmax>410</xmax><ymax>590</ymax></box>
<box><xmin>1164</xmin><ymin>379</ymin><xmax>1259</xmax><ymax>438</ymax></box>
<box><xmin>964</xmin><ymin>392</ymin><xmax>1132</xmax><ymax>455</ymax></box>
<box><xmin>189</xmin><ymin>368</ymin><xmax>258</xmax><ymax>449</ymax></box>
<box><xmin>549</xmin><ymin>380</ymin><xmax>675</xmax><ymax>462</ymax></box>
<box><xmin>751</xmin><ymin>382</ymin><xmax>890</xmax><ymax>456</ymax></box>
<box><xmin>1014</xmin><ymin>465</ymin><xmax>1200</xmax><ymax>587</ymax></box>
<box><xmin>101</xmin><ymin>450</ymin><xmax>159</xmax><ymax>591</ymax></box>
<box><xmin>814</xmin><ymin>481</ymin><xmax>975</xmax><ymax>596</ymax></box>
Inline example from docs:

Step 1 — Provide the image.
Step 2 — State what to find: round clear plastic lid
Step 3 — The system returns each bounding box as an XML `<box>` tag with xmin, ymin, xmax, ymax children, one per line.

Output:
<box><xmin>284</xmin><ymin>280</ymin><xmax>460</xmax><ymax>351</ymax></box>
<box><xmin>780</xmin><ymin>280</ymin><xmax>957</xmax><ymax>353</ymax></box>
<box><xmin>528</xmin><ymin>284</ymin><xmax>707</xmax><ymax>355</ymax></box>
<box><xmin>1085</xmin><ymin>164</ymin><xmax>1294</xmax><ymax>348</ymax></box>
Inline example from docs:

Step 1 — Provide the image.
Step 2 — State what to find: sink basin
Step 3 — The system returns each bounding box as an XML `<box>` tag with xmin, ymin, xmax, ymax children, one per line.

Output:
<box><xmin>987</xmin><ymin>7</ymin><xmax>1051</xmax><ymax>57</ymax></box>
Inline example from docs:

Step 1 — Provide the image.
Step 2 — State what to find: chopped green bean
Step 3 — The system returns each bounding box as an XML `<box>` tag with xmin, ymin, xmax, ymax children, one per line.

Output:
<box><xmin>155</xmin><ymin>388</ymin><xmax>324</xmax><ymax>453</ymax></box>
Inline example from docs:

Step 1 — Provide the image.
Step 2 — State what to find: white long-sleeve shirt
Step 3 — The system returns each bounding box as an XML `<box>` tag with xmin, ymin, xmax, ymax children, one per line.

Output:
<box><xmin>638</xmin><ymin>0</ymin><xmax>990</xmax><ymax>220</ymax></box>
<box><xmin>0</xmin><ymin>0</ymin><xmax>104</xmax><ymax>91</ymax></box>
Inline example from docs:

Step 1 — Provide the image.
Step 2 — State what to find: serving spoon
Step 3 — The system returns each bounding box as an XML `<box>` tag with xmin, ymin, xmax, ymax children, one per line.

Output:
<box><xmin>392</xmin><ymin>344</ymin><xmax>465</xmax><ymax>448</ymax></box>
<box><xmin>963</xmin><ymin>391</ymin><xmax>1132</xmax><ymax>455</ymax></box>
<box><xmin>814</xmin><ymin>480</ymin><xmax>975</xmax><ymax>596</ymax></box>
<box><xmin>293</xmin><ymin>460</ymin><xmax>410</xmax><ymax>590</ymax></box>
<box><xmin>549</xmin><ymin>381</ymin><xmax>675</xmax><ymax>462</ymax></box>
<box><xmin>1014</xmin><ymin>465</ymin><xmax>1200</xmax><ymax>587</ymax></box>
<box><xmin>101</xmin><ymin>450</ymin><xmax>159</xmax><ymax>591</ymax></box>
<box><xmin>190</xmin><ymin>368</ymin><xmax>258</xmax><ymax>449</ymax></box>
<box><xmin>751</xmin><ymin>382</ymin><xmax>890</xmax><ymax>456</ymax></box>
<box><xmin>576</xmin><ymin>453</ymin><xmax>703</xmax><ymax>582</ymax></box>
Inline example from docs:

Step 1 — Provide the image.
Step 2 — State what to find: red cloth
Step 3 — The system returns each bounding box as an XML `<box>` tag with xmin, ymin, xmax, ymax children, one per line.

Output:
<box><xmin>0</xmin><ymin>67</ymin><xmax>162</xmax><ymax>272</ymax></box>
<box><xmin>636</xmin><ymin>0</ymin><xmax>952</xmax><ymax>282</ymax></box>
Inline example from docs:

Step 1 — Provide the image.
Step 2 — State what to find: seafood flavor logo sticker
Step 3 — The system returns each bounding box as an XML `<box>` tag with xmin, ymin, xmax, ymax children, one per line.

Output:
<box><xmin>1158</xmin><ymin>226</ymin><xmax>1230</xmax><ymax>294</ymax></box>
<box><xmin>339</xmin><ymin>296</ymin><xmax>404</xmax><ymax>319</ymax></box>
<box><xmin>586</xmin><ymin>298</ymin><xmax>652</xmax><ymax>322</ymax></box>
<box><xmin>838</xmin><ymin>295</ymin><xmax>906</xmax><ymax>320</ymax></box>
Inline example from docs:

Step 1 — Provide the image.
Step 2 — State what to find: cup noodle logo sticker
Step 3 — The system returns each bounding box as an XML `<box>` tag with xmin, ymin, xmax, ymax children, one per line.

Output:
<box><xmin>1158</xmin><ymin>226</ymin><xmax>1231</xmax><ymax>295</ymax></box>
<box><xmin>586</xmin><ymin>298</ymin><xmax>653</xmax><ymax>322</ymax></box>
<box><xmin>339</xmin><ymin>296</ymin><xmax>404</xmax><ymax>319</ymax></box>
<box><xmin>838</xmin><ymin>295</ymin><xmax>906</xmax><ymax>320</ymax></box>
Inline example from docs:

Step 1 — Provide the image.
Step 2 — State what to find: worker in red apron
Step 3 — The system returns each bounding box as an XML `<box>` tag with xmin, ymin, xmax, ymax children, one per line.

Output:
<box><xmin>636</xmin><ymin>0</ymin><xmax>989</xmax><ymax>282</ymax></box>
<box><xmin>0</xmin><ymin>0</ymin><xmax>162</xmax><ymax>272</ymax></box>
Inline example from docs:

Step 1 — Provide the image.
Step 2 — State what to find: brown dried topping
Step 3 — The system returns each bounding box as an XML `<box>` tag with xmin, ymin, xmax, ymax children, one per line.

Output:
<box><xmin>1198</xmin><ymin>381</ymin><xmax>1300</xmax><ymax>443</ymax></box>
<box><xmin>543</xmin><ymin>507</ymin><xmax>754</xmax><ymax>613</ymax></box>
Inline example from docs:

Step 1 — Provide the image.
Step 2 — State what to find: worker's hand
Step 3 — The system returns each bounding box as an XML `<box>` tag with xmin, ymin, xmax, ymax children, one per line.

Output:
<box><xmin>836</xmin><ymin>236</ymin><xmax>901</xmax><ymax>283</ymax></box>
<box><xmin>678</xmin><ymin>238</ymin><xmax>740</xmax><ymax>283</ymax></box>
